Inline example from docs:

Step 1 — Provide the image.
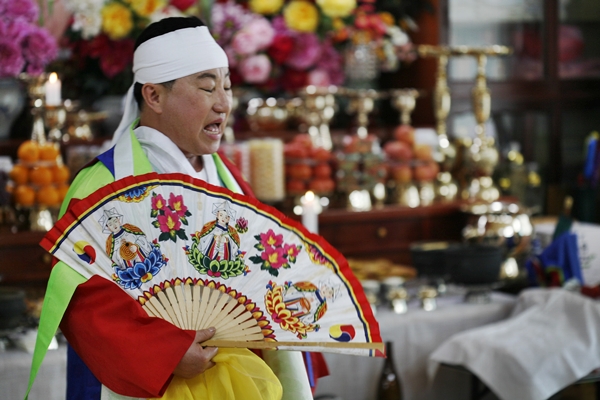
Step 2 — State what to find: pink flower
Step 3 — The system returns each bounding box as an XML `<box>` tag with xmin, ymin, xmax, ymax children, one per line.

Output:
<box><xmin>260</xmin><ymin>229</ymin><xmax>284</xmax><ymax>248</ymax></box>
<box><xmin>261</xmin><ymin>246</ymin><xmax>287</xmax><ymax>269</ymax></box>
<box><xmin>169</xmin><ymin>0</ymin><xmax>196</xmax><ymax>12</ymax></box>
<box><xmin>22</xmin><ymin>26</ymin><xmax>58</xmax><ymax>67</ymax></box>
<box><xmin>285</xmin><ymin>33</ymin><xmax>321</xmax><ymax>70</ymax></box>
<box><xmin>307</xmin><ymin>69</ymin><xmax>331</xmax><ymax>87</ymax></box>
<box><xmin>168</xmin><ymin>193</ymin><xmax>188</xmax><ymax>217</ymax></box>
<box><xmin>232</xmin><ymin>30</ymin><xmax>261</xmax><ymax>55</ymax></box>
<box><xmin>239</xmin><ymin>54</ymin><xmax>272</xmax><ymax>84</ymax></box>
<box><xmin>157</xmin><ymin>207</ymin><xmax>181</xmax><ymax>234</ymax></box>
<box><xmin>151</xmin><ymin>194</ymin><xmax>166</xmax><ymax>211</ymax></box>
<box><xmin>0</xmin><ymin>40</ymin><xmax>24</xmax><ymax>77</ymax></box>
<box><xmin>245</xmin><ymin>18</ymin><xmax>275</xmax><ymax>51</ymax></box>
<box><xmin>283</xmin><ymin>243</ymin><xmax>300</xmax><ymax>259</ymax></box>
<box><xmin>0</xmin><ymin>0</ymin><xmax>39</xmax><ymax>23</ymax></box>
<box><xmin>224</xmin><ymin>46</ymin><xmax>238</xmax><ymax>68</ymax></box>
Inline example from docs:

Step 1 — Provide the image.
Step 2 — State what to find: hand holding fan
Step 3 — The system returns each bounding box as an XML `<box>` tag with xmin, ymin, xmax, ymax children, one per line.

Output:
<box><xmin>42</xmin><ymin>172</ymin><xmax>383</xmax><ymax>356</ymax></box>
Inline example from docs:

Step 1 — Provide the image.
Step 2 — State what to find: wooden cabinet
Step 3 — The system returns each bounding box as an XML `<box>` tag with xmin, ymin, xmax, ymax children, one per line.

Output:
<box><xmin>318</xmin><ymin>202</ymin><xmax>468</xmax><ymax>264</ymax></box>
<box><xmin>0</xmin><ymin>230</ymin><xmax>51</xmax><ymax>290</ymax></box>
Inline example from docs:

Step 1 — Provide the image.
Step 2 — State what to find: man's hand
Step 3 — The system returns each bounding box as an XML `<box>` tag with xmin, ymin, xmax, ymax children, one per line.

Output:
<box><xmin>173</xmin><ymin>328</ymin><xmax>218</xmax><ymax>379</ymax></box>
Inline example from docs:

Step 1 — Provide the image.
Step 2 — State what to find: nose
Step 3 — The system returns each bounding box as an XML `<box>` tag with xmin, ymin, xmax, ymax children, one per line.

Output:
<box><xmin>213</xmin><ymin>87</ymin><xmax>232</xmax><ymax>116</ymax></box>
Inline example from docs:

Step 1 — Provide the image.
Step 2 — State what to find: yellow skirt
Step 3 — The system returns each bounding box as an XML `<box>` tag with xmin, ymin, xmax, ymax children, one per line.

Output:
<box><xmin>160</xmin><ymin>348</ymin><xmax>282</xmax><ymax>400</ymax></box>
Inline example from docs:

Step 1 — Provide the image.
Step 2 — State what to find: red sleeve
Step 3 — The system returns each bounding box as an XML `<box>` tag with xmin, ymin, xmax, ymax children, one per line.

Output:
<box><xmin>217</xmin><ymin>151</ymin><xmax>255</xmax><ymax>197</ymax></box>
<box><xmin>60</xmin><ymin>275</ymin><xmax>196</xmax><ymax>398</ymax></box>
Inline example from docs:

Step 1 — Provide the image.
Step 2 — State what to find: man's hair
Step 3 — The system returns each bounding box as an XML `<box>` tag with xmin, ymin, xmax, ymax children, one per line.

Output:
<box><xmin>133</xmin><ymin>16</ymin><xmax>206</xmax><ymax>110</ymax></box>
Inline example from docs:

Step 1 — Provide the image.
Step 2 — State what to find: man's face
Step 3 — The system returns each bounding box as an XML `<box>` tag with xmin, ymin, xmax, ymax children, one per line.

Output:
<box><xmin>158</xmin><ymin>67</ymin><xmax>232</xmax><ymax>156</ymax></box>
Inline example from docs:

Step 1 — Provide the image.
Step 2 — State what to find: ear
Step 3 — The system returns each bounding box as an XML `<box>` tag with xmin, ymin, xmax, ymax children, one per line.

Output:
<box><xmin>141</xmin><ymin>83</ymin><xmax>165</xmax><ymax>114</ymax></box>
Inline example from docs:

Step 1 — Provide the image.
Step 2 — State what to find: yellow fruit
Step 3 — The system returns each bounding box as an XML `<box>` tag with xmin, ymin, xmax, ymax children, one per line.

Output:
<box><xmin>39</xmin><ymin>143</ymin><xmax>60</xmax><ymax>161</ymax></box>
<box><xmin>30</xmin><ymin>166</ymin><xmax>53</xmax><ymax>186</ymax></box>
<box><xmin>36</xmin><ymin>185</ymin><xmax>60</xmax><ymax>206</ymax></box>
<box><xmin>51</xmin><ymin>164</ymin><xmax>70</xmax><ymax>183</ymax></box>
<box><xmin>9</xmin><ymin>165</ymin><xmax>29</xmax><ymax>185</ymax></box>
<box><xmin>56</xmin><ymin>183</ymin><xmax>69</xmax><ymax>202</ymax></box>
<box><xmin>17</xmin><ymin>140</ymin><xmax>40</xmax><ymax>163</ymax></box>
<box><xmin>14</xmin><ymin>185</ymin><xmax>35</xmax><ymax>206</ymax></box>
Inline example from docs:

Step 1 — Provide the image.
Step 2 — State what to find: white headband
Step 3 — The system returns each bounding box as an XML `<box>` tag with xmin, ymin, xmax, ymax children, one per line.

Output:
<box><xmin>111</xmin><ymin>26</ymin><xmax>229</xmax><ymax>145</ymax></box>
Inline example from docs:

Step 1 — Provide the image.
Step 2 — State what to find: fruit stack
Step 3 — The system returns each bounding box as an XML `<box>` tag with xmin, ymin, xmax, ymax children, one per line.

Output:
<box><xmin>284</xmin><ymin>134</ymin><xmax>335</xmax><ymax>196</ymax></box>
<box><xmin>8</xmin><ymin>140</ymin><xmax>71</xmax><ymax>208</ymax></box>
<box><xmin>384</xmin><ymin>125</ymin><xmax>439</xmax><ymax>185</ymax></box>
<box><xmin>335</xmin><ymin>134</ymin><xmax>388</xmax><ymax>194</ymax></box>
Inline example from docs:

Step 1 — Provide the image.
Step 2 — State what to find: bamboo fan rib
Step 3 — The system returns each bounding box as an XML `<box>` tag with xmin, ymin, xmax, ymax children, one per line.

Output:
<box><xmin>140</xmin><ymin>282</ymin><xmax>265</xmax><ymax>342</ymax></box>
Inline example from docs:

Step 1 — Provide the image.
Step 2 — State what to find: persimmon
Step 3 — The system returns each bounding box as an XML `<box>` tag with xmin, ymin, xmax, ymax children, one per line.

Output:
<box><xmin>51</xmin><ymin>164</ymin><xmax>70</xmax><ymax>183</ymax></box>
<box><xmin>9</xmin><ymin>164</ymin><xmax>29</xmax><ymax>185</ymax></box>
<box><xmin>36</xmin><ymin>185</ymin><xmax>60</xmax><ymax>206</ymax></box>
<box><xmin>14</xmin><ymin>185</ymin><xmax>35</xmax><ymax>206</ymax></box>
<box><xmin>39</xmin><ymin>143</ymin><xmax>60</xmax><ymax>161</ymax></box>
<box><xmin>30</xmin><ymin>166</ymin><xmax>53</xmax><ymax>186</ymax></box>
<box><xmin>17</xmin><ymin>140</ymin><xmax>40</xmax><ymax>163</ymax></box>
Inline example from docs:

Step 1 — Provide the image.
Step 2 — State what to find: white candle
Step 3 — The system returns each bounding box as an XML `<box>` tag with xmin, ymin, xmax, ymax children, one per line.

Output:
<box><xmin>300</xmin><ymin>190</ymin><xmax>322</xmax><ymax>234</ymax></box>
<box><xmin>45</xmin><ymin>72</ymin><xmax>62</xmax><ymax>106</ymax></box>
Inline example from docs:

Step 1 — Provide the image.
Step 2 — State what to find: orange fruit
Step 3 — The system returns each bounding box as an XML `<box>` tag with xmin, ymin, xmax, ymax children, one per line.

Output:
<box><xmin>36</xmin><ymin>185</ymin><xmax>60</xmax><ymax>206</ymax></box>
<box><xmin>17</xmin><ymin>140</ymin><xmax>40</xmax><ymax>163</ymax></box>
<box><xmin>39</xmin><ymin>143</ymin><xmax>60</xmax><ymax>161</ymax></box>
<box><xmin>51</xmin><ymin>164</ymin><xmax>70</xmax><ymax>183</ymax></box>
<box><xmin>56</xmin><ymin>183</ymin><xmax>69</xmax><ymax>202</ymax></box>
<box><xmin>29</xmin><ymin>166</ymin><xmax>53</xmax><ymax>186</ymax></box>
<box><xmin>9</xmin><ymin>165</ymin><xmax>29</xmax><ymax>185</ymax></box>
<box><xmin>14</xmin><ymin>185</ymin><xmax>35</xmax><ymax>206</ymax></box>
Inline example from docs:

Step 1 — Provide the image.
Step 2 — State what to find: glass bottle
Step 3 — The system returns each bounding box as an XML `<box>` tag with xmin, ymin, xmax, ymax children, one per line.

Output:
<box><xmin>377</xmin><ymin>341</ymin><xmax>403</xmax><ymax>400</ymax></box>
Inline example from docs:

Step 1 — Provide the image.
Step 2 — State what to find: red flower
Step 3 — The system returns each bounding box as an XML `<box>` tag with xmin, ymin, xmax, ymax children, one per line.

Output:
<box><xmin>99</xmin><ymin>39</ymin><xmax>134</xmax><ymax>78</ymax></box>
<box><xmin>281</xmin><ymin>68</ymin><xmax>308</xmax><ymax>92</ymax></box>
<box><xmin>157</xmin><ymin>207</ymin><xmax>181</xmax><ymax>234</ymax></box>
<box><xmin>168</xmin><ymin>193</ymin><xmax>188</xmax><ymax>218</ymax></box>
<box><xmin>268</xmin><ymin>35</ymin><xmax>294</xmax><ymax>64</ymax></box>
<box><xmin>169</xmin><ymin>0</ymin><xmax>196</xmax><ymax>11</ymax></box>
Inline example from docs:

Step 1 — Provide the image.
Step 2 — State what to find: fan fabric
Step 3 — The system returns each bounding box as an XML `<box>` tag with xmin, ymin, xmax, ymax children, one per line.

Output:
<box><xmin>42</xmin><ymin>172</ymin><xmax>383</xmax><ymax>356</ymax></box>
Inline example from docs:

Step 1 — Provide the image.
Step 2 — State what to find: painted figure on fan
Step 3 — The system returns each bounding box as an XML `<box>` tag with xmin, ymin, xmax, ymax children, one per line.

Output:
<box><xmin>282</xmin><ymin>281</ymin><xmax>340</xmax><ymax>325</ymax></box>
<box><xmin>100</xmin><ymin>207</ymin><xmax>152</xmax><ymax>269</ymax></box>
<box><xmin>199</xmin><ymin>201</ymin><xmax>241</xmax><ymax>261</ymax></box>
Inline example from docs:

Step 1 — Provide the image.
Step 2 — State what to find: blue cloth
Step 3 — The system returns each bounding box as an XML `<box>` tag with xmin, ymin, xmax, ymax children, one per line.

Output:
<box><xmin>67</xmin><ymin>344</ymin><xmax>101</xmax><ymax>400</ymax></box>
<box><xmin>526</xmin><ymin>232</ymin><xmax>583</xmax><ymax>286</ymax></box>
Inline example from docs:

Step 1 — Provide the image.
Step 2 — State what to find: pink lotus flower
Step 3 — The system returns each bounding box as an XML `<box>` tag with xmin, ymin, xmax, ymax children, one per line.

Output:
<box><xmin>260</xmin><ymin>229</ymin><xmax>284</xmax><ymax>248</ymax></box>
<box><xmin>151</xmin><ymin>194</ymin><xmax>166</xmax><ymax>211</ymax></box>
<box><xmin>239</xmin><ymin>54</ymin><xmax>272</xmax><ymax>84</ymax></box>
<box><xmin>157</xmin><ymin>207</ymin><xmax>181</xmax><ymax>234</ymax></box>
<box><xmin>261</xmin><ymin>246</ymin><xmax>287</xmax><ymax>269</ymax></box>
<box><xmin>168</xmin><ymin>193</ymin><xmax>188</xmax><ymax>217</ymax></box>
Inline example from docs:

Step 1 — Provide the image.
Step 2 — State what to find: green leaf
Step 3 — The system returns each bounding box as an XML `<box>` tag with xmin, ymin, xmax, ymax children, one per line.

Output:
<box><xmin>159</xmin><ymin>232</ymin><xmax>170</xmax><ymax>242</ymax></box>
<box><xmin>151</xmin><ymin>210</ymin><xmax>158</xmax><ymax>218</ymax></box>
<box><xmin>269</xmin><ymin>268</ymin><xmax>279</xmax><ymax>277</ymax></box>
<box><xmin>185</xmin><ymin>211</ymin><xmax>192</xmax><ymax>217</ymax></box>
<box><xmin>151</xmin><ymin>220</ymin><xmax>160</xmax><ymax>228</ymax></box>
<box><xmin>180</xmin><ymin>217</ymin><xmax>188</xmax><ymax>225</ymax></box>
<box><xmin>176</xmin><ymin>230</ymin><xmax>188</xmax><ymax>240</ymax></box>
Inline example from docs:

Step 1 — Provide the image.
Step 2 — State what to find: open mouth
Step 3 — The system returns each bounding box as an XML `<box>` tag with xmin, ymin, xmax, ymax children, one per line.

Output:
<box><xmin>203</xmin><ymin>123</ymin><xmax>222</xmax><ymax>136</ymax></box>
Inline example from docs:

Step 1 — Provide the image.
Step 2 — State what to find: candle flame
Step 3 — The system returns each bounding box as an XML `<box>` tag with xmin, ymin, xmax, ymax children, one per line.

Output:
<box><xmin>304</xmin><ymin>191</ymin><xmax>315</xmax><ymax>202</ymax></box>
<box><xmin>49</xmin><ymin>72</ymin><xmax>58</xmax><ymax>83</ymax></box>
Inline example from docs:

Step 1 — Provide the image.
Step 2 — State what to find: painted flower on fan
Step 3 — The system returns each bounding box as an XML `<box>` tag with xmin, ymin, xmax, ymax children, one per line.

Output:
<box><xmin>0</xmin><ymin>0</ymin><xmax>58</xmax><ymax>77</ymax></box>
<box><xmin>113</xmin><ymin>246</ymin><xmax>166</xmax><ymax>289</ymax></box>
<box><xmin>284</xmin><ymin>243</ymin><xmax>301</xmax><ymax>262</ymax></box>
<box><xmin>235</xmin><ymin>217</ymin><xmax>249</xmax><ymax>233</ymax></box>
<box><xmin>151</xmin><ymin>193</ymin><xmax>166</xmax><ymax>214</ymax></box>
<box><xmin>157</xmin><ymin>207</ymin><xmax>181</xmax><ymax>233</ymax></box>
<box><xmin>261</xmin><ymin>245</ymin><xmax>288</xmax><ymax>269</ymax></box>
<box><xmin>259</xmin><ymin>229</ymin><xmax>284</xmax><ymax>249</ymax></box>
<box><xmin>168</xmin><ymin>193</ymin><xmax>189</xmax><ymax>221</ymax></box>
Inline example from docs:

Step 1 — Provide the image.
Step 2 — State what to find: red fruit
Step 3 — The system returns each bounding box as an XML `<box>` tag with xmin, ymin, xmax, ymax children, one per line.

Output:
<box><xmin>308</xmin><ymin>178</ymin><xmax>335</xmax><ymax>194</ymax></box>
<box><xmin>414</xmin><ymin>161</ymin><xmax>440</xmax><ymax>182</ymax></box>
<box><xmin>414</xmin><ymin>144</ymin><xmax>433</xmax><ymax>161</ymax></box>
<box><xmin>293</xmin><ymin>133</ymin><xmax>314</xmax><ymax>149</ymax></box>
<box><xmin>383</xmin><ymin>140</ymin><xmax>413</xmax><ymax>161</ymax></box>
<box><xmin>391</xmin><ymin>164</ymin><xmax>412</xmax><ymax>183</ymax></box>
<box><xmin>311</xmin><ymin>147</ymin><xmax>331</xmax><ymax>162</ymax></box>
<box><xmin>313</xmin><ymin>163</ymin><xmax>332</xmax><ymax>179</ymax></box>
<box><xmin>286</xmin><ymin>179</ymin><xmax>306</xmax><ymax>194</ymax></box>
<box><xmin>288</xmin><ymin>163</ymin><xmax>312</xmax><ymax>180</ymax></box>
<box><xmin>284</xmin><ymin>143</ymin><xmax>309</xmax><ymax>159</ymax></box>
<box><xmin>394</xmin><ymin>124</ymin><xmax>415</xmax><ymax>145</ymax></box>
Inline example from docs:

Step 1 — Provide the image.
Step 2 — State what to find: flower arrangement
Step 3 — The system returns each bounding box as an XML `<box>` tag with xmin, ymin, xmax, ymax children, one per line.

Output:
<box><xmin>0</xmin><ymin>0</ymin><xmax>58</xmax><ymax>78</ymax></box>
<box><xmin>211</xmin><ymin>0</ymin><xmax>430</xmax><ymax>94</ymax></box>
<box><xmin>55</xmin><ymin>0</ymin><xmax>197</xmax><ymax>102</ymax></box>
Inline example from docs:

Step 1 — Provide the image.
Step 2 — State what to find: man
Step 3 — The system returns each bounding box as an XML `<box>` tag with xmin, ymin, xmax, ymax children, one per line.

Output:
<box><xmin>28</xmin><ymin>16</ymin><xmax>326</xmax><ymax>400</ymax></box>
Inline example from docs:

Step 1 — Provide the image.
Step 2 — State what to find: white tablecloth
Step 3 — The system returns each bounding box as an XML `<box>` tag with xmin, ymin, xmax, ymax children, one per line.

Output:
<box><xmin>429</xmin><ymin>288</ymin><xmax>600</xmax><ymax>400</ymax></box>
<box><xmin>0</xmin><ymin>345</ymin><xmax>66</xmax><ymax>400</ymax></box>
<box><xmin>314</xmin><ymin>291</ymin><xmax>516</xmax><ymax>400</ymax></box>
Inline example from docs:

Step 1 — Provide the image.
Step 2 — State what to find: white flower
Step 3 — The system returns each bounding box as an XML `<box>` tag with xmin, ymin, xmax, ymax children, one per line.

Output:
<box><xmin>65</xmin><ymin>0</ymin><xmax>105</xmax><ymax>39</ymax></box>
<box><xmin>387</xmin><ymin>25</ymin><xmax>409</xmax><ymax>47</ymax></box>
<box><xmin>150</xmin><ymin>6</ymin><xmax>185</xmax><ymax>24</ymax></box>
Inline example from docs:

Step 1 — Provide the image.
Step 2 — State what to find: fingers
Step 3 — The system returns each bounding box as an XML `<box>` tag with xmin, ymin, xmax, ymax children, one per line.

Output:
<box><xmin>194</xmin><ymin>327</ymin><xmax>216</xmax><ymax>343</ymax></box>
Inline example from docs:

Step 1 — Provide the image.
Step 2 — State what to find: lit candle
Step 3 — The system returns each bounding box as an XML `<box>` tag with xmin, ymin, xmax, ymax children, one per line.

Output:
<box><xmin>300</xmin><ymin>191</ymin><xmax>322</xmax><ymax>234</ymax></box>
<box><xmin>45</xmin><ymin>72</ymin><xmax>62</xmax><ymax>106</ymax></box>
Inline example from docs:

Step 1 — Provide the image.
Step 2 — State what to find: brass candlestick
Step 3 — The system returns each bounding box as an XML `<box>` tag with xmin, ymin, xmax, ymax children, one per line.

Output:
<box><xmin>389</xmin><ymin>89</ymin><xmax>420</xmax><ymax>126</ymax></box>
<box><xmin>455</xmin><ymin>45</ymin><xmax>511</xmax><ymax>202</ymax></box>
<box><xmin>18</xmin><ymin>73</ymin><xmax>49</xmax><ymax>144</ymax></box>
<box><xmin>298</xmin><ymin>85</ymin><xmax>338</xmax><ymax>150</ymax></box>
<box><xmin>342</xmin><ymin>88</ymin><xmax>384</xmax><ymax>139</ymax></box>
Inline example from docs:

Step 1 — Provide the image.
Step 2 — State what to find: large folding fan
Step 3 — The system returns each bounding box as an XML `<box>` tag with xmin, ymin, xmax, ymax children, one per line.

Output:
<box><xmin>42</xmin><ymin>172</ymin><xmax>383</xmax><ymax>356</ymax></box>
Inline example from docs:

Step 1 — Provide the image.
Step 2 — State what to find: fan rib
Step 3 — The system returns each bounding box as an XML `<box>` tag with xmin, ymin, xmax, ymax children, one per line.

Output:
<box><xmin>198</xmin><ymin>288</ymin><xmax>221</xmax><ymax>330</ymax></box>
<box><xmin>174</xmin><ymin>284</ymin><xmax>190</xmax><ymax>329</ymax></box>
<box><xmin>191</xmin><ymin>284</ymin><xmax>201</xmax><ymax>329</ymax></box>
<box><xmin>164</xmin><ymin>286</ymin><xmax>185</xmax><ymax>329</ymax></box>
<box><xmin>202</xmin><ymin>292</ymin><xmax>230</xmax><ymax>329</ymax></box>
<box><xmin>147</xmin><ymin>295</ymin><xmax>174</xmax><ymax>324</ymax></box>
<box><xmin>195</xmin><ymin>286</ymin><xmax>212</xmax><ymax>330</ymax></box>
<box><xmin>209</xmin><ymin>297</ymin><xmax>238</xmax><ymax>329</ymax></box>
<box><xmin>183</xmin><ymin>284</ymin><xmax>194</xmax><ymax>330</ymax></box>
<box><xmin>156</xmin><ymin>290</ymin><xmax>179</xmax><ymax>326</ymax></box>
<box><xmin>213</xmin><ymin>304</ymin><xmax>247</xmax><ymax>331</ymax></box>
